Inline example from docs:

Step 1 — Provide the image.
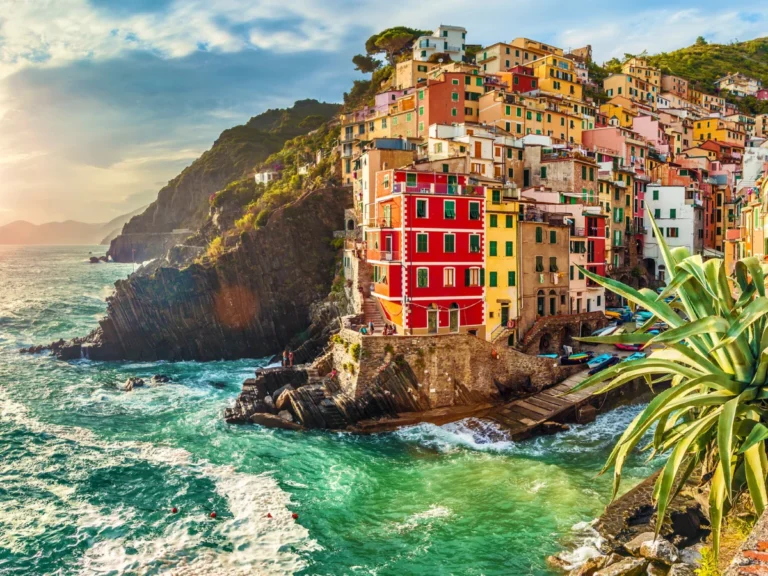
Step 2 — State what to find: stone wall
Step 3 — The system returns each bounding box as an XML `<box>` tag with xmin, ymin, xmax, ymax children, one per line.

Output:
<box><xmin>333</xmin><ymin>329</ymin><xmax>581</xmax><ymax>409</ymax></box>
<box><xmin>725</xmin><ymin>508</ymin><xmax>768</xmax><ymax>575</ymax></box>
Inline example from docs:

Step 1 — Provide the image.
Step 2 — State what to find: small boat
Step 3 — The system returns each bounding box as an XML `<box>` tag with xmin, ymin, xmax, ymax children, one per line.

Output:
<box><xmin>615</xmin><ymin>342</ymin><xmax>643</xmax><ymax>351</ymax></box>
<box><xmin>587</xmin><ymin>353</ymin><xmax>614</xmax><ymax>369</ymax></box>
<box><xmin>560</xmin><ymin>351</ymin><xmax>594</xmax><ymax>365</ymax></box>
<box><xmin>537</xmin><ymin>353</ymin><xmax>559</xmax><ymax>359</ymax></box>
<box><xmin>588</xmin><ymin>355</ymin><xmax>621</xmax><ymax>375</ymax></box>
<box><xmin>622</xmin><ymin>352</ymin><xmax>646</xmax><ymax>362</ymax></box>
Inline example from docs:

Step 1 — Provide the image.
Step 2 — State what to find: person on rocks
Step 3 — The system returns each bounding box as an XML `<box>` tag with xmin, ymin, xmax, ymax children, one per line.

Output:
<box><xmin>282</xmin><ymin>350</ymin><xmax>288</xmax><ymax>367</ymax></box>
<box><xmin>368</xmin><ymin>321</ymin><xmax>375</xmax><ymax>335</ymax></box>
<box><xmin>288</xmin><ymin>350</ymin><xmax>294</xmax><ymax>367</ymax></box>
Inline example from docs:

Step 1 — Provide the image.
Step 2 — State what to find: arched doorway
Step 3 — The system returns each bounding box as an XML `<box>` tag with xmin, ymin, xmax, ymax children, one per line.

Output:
<box><xmin>537</xmin><ymin>290</ymin><xmax>545</xmax><ymax>317</ymax></box>
<box><xmin>539</xmin><ymin>332</ymin><xmax>551</xmax><ymax>353</ymax></box>
<box><xmin>581</xmin><ymin>323</ymin><xmax>593</xmax><ymax>337</ymax></box>
<box><xmin>347</xmin><ymin>219</ymin><xmax>355</xmax><ymax>231</ymax></box>
<box><xmin>449</xmin><ymin>303</ymin><xmax>459</xmax><ymax>333</ymax></box>
<box><xmin>644</xmin><ymin>258</ymin><xmax>656</xmax><ymax>277</ymax></box>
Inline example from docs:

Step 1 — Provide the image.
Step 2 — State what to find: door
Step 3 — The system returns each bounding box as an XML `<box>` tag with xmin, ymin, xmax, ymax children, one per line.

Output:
<box><xmin>384</xmin><ymin>235</ymin><xmax>392</xmax><ymax>256</ymax></box>
<box><xmin>523</xmin><ymin>169</ymin><xmax>530</xmax><ymax>187</ymax></box>
<box><xmin>428</xmin><ymin>309</ymin><xmax>438</xmax><ymax>334</ymax></box>
<box><xmin>449</xmin><ymin>306</ymin><xmax>459</xmax><ymax>332</ymax></box>
<box><xmin>474</xmin><ymin>141</ymin><xmax>482</xmax><ymax>158</ymax></box>
<box><xmin>447</xmin><ymin>175</ymin><xmax>458</xmax><ymax>195</ymax></box>
<box><xmin>500</xmin><ymin>304</ymin><xmax>509</xmax><ymax>327</ymax></box>
<box><xmin>587</xmin><ymin>298</ymin><xmax>592</xmax><ymax>312</ymax></box>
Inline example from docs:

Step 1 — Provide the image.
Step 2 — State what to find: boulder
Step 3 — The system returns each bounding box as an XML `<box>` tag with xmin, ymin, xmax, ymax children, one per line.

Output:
<box><xmin>123</xmin><ymin>377</ymin><xmax>146</xmax><ymax>391</ymax></box>
<box><xmin>639</xmin><ymin>539</ymin><xmax>679</xmax><ymax>565</ymax></box>
<box><xmin>546</xmin><ymin>554</ymin><xmax>571</xmax><ymax>572</ymax></box>
<box><xmin>645</xmin><ymin>561</ymin><xmax>668</xmax><ymax>575</ymax></box>
<box><xmin>263</xmin><ymin>395</ymin><xmax>276</xmax><ymax>414</ymax></box>
<box><xmin>666</xmin><ymin>564</ymin><xmax>695</xmax><ymax>576</ymax></box>
<box><xmin>250</xmin><ymin>412</ymin><xmax>302</xmax><ymax>430</ymax></box>
<box><xmin>625</xmin><ymin>533</ymin><xmax>657</xmax><ymax>556</ymax></box>
<box><xmin>275</xmin><ymin>387</ymin><xmax>295</xmax><ymax>411</ymax></box>
<box><xmin>570</xmin><ymin>555</ymin><xmax>605</xmax><ymax>576</ymax></box>
<box><xmin>151</xmin><ymin>374</ymin><xmax>170</xmax><ymax>384</ymax></box>
<box><xmin>278</xmin><ymin>410</ymin><xmax>294</xmax><ymax>422</ymax></box>
<box><xmin>540</xmin><ymin>421</ymin><xmax>571</xmax><ymax>435</ymax></box>
<box><xmin>677</xmin><ymin>545</ymin><xmax>702</xmax><ymax>567</ymax></box>
<box><xmin>594</xmin><ymin>557</ymin><xmax>647</xmax><ymax>576</ymax></box>
<box><xmin>577</xmin><ymin>404</ymin><xmax>597</xmax><ymax>424</ymax></box>
<box><xmin>89</xmin><ymin>256</ymin><xmax>101</xmax><ymax>264</ymax></box>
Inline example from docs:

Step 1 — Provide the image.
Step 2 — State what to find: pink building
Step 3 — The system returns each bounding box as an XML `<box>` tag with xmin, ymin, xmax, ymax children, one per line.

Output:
<box><xmin>632</xmin><ymin>116</ymin><xmax>670</xmax><ymax>159</ymax></box>
<box><xmin>757</xmin><ymin>88</ymin><xmax>768</xmax><ymax>101</ymax></box>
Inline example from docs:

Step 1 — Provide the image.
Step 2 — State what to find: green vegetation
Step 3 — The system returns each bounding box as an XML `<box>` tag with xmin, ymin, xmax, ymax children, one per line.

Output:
<box><xmin>575</xmin><ymin>212</ymin><xmax>768</xmax><ymax>561</ymax></box>
<box><xmin>695</xmin><ymin>547</ymin><xmax>720</xmax><ymax>576</ymax></box>
<box><xmin>363</xmin><ymin>26</ymin><xmax>432</xmax><ymax>67</ymax></box>
<box><xmin>206</xmin><ymin>236</ymin><xmax>224</xmax><ymax>260</ymax></box>
<box><xmin>351</xmin><ymin>343</ymin><xmax>361</xmax><ymax>362</ymax></box>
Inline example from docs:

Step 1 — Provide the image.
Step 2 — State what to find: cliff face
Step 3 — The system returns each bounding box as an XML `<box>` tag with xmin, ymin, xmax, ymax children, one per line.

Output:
<box><xmin>107</xmin><ymin>99</ymin><xmax>340</xmax><ymax>263</ymax></box>
<box><xmin>65</xmin><ymin>186</ymin><xmax>350</xmax><ymax>361</ymax></box>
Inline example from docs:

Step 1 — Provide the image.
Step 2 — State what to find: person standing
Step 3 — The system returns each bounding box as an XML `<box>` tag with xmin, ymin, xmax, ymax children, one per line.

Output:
<box><xmin>368</xmin><ymin>320</ymin><xmax>375</xmax><ymax>335</ymax></box>
<box><xmin>282</xmin><ymin>350</ymin><xmax>288</xmax><ymax>367</ymax></box>
<box><xmin>288</xmin><ymin>350</ymin><xmax>294</xmax><ymax>367</ymax></box>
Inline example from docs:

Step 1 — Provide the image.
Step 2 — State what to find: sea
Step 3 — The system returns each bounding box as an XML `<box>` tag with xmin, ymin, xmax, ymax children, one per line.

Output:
<box><xmin>0</xmin><ymin>245</ymin><xmax>660</xmax><ymax>575</ymax></box>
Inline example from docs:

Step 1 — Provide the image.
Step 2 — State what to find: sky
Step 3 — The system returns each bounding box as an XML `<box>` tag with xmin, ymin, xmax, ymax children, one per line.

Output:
<box><xmin>0</xmin><ymin>1</ymin><xmax>766</xmax><ymax>226</ymax></box>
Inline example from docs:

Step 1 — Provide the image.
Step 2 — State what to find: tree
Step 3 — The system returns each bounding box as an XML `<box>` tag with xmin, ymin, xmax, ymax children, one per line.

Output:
<box><xmin>364</xmin><ymin>26</ymin><xmax>432</xmax><ymax>67</ymax></box>
<box><xmin>696</xmin><ymin>36</ymin><xmax>708</xmax><ymax>46</ymax></box>
<box><xmin>575</xmin><ymin>210</ymin><xmax>768</xmax><ymax>561</ymax></box>
<box><xmin>352</xmin><ymin>54</ymin><xmax>381</xmax><ymax>74</ymax></box>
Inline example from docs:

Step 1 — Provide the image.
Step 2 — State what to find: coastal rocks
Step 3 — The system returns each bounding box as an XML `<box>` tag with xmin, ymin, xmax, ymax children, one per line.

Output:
<box><xmin>51</xmin><ymin>186</ymin><xmax>351</xmax><ymax>361</ymax></box>
<box><xmin>123</xmin><ymin>377</ymin><xmax>146</xmax><ymax>391</ymax></box>
<box><xmin>151</xmin><ymin>375</ymin><xmax>170</xmax><ymax>384</ymax></box>
<box><xmin>89</xmin><ymin>256</ymin><xmax>101</xmax><ymax>264</ymax></box>
<box><xmin>249</xmin><ymin>412</ymin><xmax>302</xmax><ymax>431</ymax></box>
<box><xmin>666</xmin><ymin>565</ymin><xmax>695</xmax><ymax>576</ymax></box>
<box><xmin>625</xmin><ymin>533</ymin><xmax>657</xmax><ymax>556</ymax></box>
<box><xmin>593</xmin><ymin>557</ymin><xmax>647</xmax><ymax>576</ymax></box>
<box><xmin>639</xmin><ymin>539</ymin><xmax>679</xmax><ymax>565</ymax></box>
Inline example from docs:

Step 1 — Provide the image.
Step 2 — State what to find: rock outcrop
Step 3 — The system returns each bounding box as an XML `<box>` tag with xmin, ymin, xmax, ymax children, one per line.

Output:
<box><xmin>54</xmin><ymin>186</ymin><xmax>350</xmax><ymax>361</ymax></box>
<box><xmin>107</xmin><ymin>99</ymin><xmax>339</xmax><ymax>262</ymax></box>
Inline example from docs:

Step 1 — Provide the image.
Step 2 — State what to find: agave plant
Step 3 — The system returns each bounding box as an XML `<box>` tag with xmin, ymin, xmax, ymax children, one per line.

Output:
<box><xmin>574</xmin><ymin>212</ymin><xmax>768</xmax><ymax>558</ymax></box>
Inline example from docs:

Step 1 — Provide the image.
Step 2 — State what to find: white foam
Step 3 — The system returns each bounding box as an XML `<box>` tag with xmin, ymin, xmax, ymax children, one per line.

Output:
<box><xmin>0</xmin><ymin>388</ymin><xmax>317</xmax><ymax>574</ymax></box>
<box><xmin>392</xmin><ymin>505</ymin><xmax>453</xmax><ymax>534</ymax></box>
<box><xmin>557</xmin><ymin>519</ymin><xmax>606</xmax><ymax>570</ymax></box>
<box><xmin>395</xmin><ymin>418</ymin><xmax>515</xmax><ymax>453</ymax></box>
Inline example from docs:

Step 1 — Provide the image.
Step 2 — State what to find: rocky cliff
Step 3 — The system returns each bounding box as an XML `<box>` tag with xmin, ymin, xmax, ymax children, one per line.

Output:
<box><xmin>107</xmin><ymin>99</ymin><xmax>339</xmax><ymax>263</ymax></box>
<box><xmin>58</xmin><ymin>186</ymin><xmax>350</xmax><ymax>361</ymax></box>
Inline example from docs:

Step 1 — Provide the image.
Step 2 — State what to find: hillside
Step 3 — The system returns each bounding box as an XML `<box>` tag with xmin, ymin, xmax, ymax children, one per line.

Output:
<box><xmin>647</xmin><ymin>37</ymin><xmax>768</xmax><ymax>91</ymax></box>
<box><xmin>107</xmin><ymin>99</ymin><xmax>340</xmax><ymax>262</ymax></box>
<box><xmin>0</xmin><ymin>206</ymin><xmax>146</xmax><ymax>245</ymax></box>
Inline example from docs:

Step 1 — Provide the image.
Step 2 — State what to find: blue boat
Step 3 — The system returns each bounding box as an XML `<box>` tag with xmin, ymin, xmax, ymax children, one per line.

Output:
<box><xmin>537</xmin><ymin>353</ymin><xmax>558</xmax><ymax>359</ymax></box>
<box><xmin>560</xmin><ymin>351</ymin><xmax>594</xmax><ymax>365</ymax></box>
<box><xmin>587</xmin><ymin>354</ymin><xmax>621</xmax><ymax>375</ymax></box>
<box><xmin>622</xmin><ymin>352</ymin><xmax>646</xmax><ymax>362</ymax></box>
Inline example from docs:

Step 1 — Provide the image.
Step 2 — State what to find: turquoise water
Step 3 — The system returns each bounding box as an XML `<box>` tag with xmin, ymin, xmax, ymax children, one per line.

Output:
<box><xmin>0</xmin><ymin>245</ymin><xmax>658</xmax><ymax>575</ymax></box>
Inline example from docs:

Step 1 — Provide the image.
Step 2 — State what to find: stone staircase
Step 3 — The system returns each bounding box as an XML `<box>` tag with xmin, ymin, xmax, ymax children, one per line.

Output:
<box><xmin>362</xmin><ymin>297</ymin><xmax>387</xmax><ymax>331</ymax></box>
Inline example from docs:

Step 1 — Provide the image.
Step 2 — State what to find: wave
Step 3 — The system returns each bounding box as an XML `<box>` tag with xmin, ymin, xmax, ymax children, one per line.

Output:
<box><xmin>0</xmin><ymin>388</ymin><xmax>317</xmax><ymax>574</ymax></box>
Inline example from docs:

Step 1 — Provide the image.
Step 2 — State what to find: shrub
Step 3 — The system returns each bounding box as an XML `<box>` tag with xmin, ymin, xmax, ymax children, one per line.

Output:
<box><xmin>206</xmin><ymin>236</ymin><xmax>224</xmax><ymax>260</ymax></box>
<box><xmin>351</xmin><ymin>343</ymin><xmax>361</xmax><ymax>362</ymax></box>
<box><xmin>695</xmin><ymin>547</ymin><xmax>720</xmax><ymax>576</ymax></box>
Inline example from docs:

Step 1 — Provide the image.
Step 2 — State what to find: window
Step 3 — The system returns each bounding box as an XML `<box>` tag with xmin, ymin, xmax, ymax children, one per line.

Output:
<box><xmin>667</xmin><ymin>227</ymin><xmax>679</xmax><ymax>238</ymax></box>
<box><xmin>418</xmin><ymin>89</ymin><xmax>425</xmax><ymax>99</ymax></box>
<box><xmin>535</xmin><ymin>256</ymin><xmax>544</xmax><ymax>272</ymax></box>
<box><xmin>508</xmin><ymin>271</ymin><xmax>516</xmax><ymax>286</ymax></box>
<box><xmin>670</xmin><ymin>208</ymin><xmax>676</xmax><ymax>219</ymax></box>
<box><xmin>489</xmin><ymin>271</ymin><xmax>498</xmax><ymax>287</ymax></box>
<box><xmin>406</xmin><ymin>173</ymin><xmax>417</xmax><ymax>187</ymax></box>
<box><xmin>381</xmin><ymin>118</ymin><xmax>387</xmax><ymax>129</ymax></box>
<box><xmin>582</xmin><ymin>165</ymin><xmax>587</xmax><ymax>179</ymax></box>
<box><xmin>469</xmin><ymin>202</ymin><xmax>480</xmax><ymax>220</ymax></box>
<box><xmin>540</xmin><ymin>166</ymin><xmax>547</xmax><ymax>178</ymax></box>
<box><xmin>417</xmin><ymin>268</ymin><xmax>429</xmax><ymax>288</ymax></box>
<box><xmin>549</xmin><ymin>257</ymin><xmax>558</xmax><ymax>272</ymax></box>
<box><xmin>416</xmin><ymin>199</ymin><xmax>427</xmax><ymax>218</ymax></box>
<box><xmin>444</xmin><ymin>267</ymin><xmax>455</xmax><ymax>287</ymax></box>
<box><xmin>492</xmin><ymin>190</ymin><xmax>501</xmax><ymax>204</ymax></box>
<box><xmin>570</xmin><ymin>265</ymin><xmax>574</xmax><ymax>280</ymax></box>
<box><xmin>505</xmin><ymin>241</ymin><xmax>513</xmax><ymax>256</ymax></box>
<box><xmin>466</xmin><ymin>267</ymin><xmax>482</xmax><ymax>287</ymax></box>
<box><xmin>406</xmin><ymin>112</ymin><xmax>412</xmax><ymax>122</ymax></box>
<box><xmin>418</xmin><ymin>121</ymin><xmax>424</xmax><ymax>133</ymax></box>
<box><xmin>451</xmin><ymin>92</ymin><xmax>459</xmax><ymax>102</ymax></box>
<box><xmin>490</xmin><ymin>214</ymin><xmax>498</xmax><ymax>227</ymax></box>
<box><xmin>418</xmin><ymin>106</ymin><xmax>424</xmax><ymax>115</ymax></box>
<box><xmin>506</xmin><ymin>215</ymin><xmax>513</xmax><ymax>228</ymax></box>
<box><xmin>653</xmin><ymin>189</ymin><xmax>659</xmax><ymax>200</ymax></box>
<box><xmin>469</xmin><ymin>235</ymin><xmax>481</xmax><ymax>253</ymax></box>
<box><xmin>451</xmin><ymin>108</ymin><xmax>458</xmax><ymax>117</ymax></box>
<box><xmin>654</xmin><ymin>208</ymin><xmax>660</xmax><ymax>219</ymax></box>
<box><xmin>444</xmin><ymin>234</ymin><xmax>455</xmax><ymax>253</ymax></box>
<box><xmin>535</xmin><ymin>226</ymin><xmax>543</xmax><ymax>243</ymax></box>
<box><xmin>489</xmin><ymin>241</ymin><xmax>497</xmax><ymax>256</ymax></box>
<box><xmin>550</xmin><ymin>230</ymin><xmax>557</xmax><ymax>244</ymax></box>
<box><xmin>444</xmin><ymin>200</ymin><xmax>456</xmax><ymax>219</ymax></box>
<box><xmin>416</xmin><ymin>233</ymin><xmax>428</xmax><ymax>252</ymax></box>
<box><xmin>589</xmin><ymin>167</ymin><xmax>594</xmax><ymax>181</ymax></box>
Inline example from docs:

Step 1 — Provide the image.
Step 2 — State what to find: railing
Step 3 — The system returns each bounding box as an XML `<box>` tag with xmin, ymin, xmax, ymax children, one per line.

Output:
<box><xmin>365</xmin><ymin>219</ymin><xmax>394</xmax><ymax>229</ymax></box>
<box><xmin>367</xmin><ymin>249</ymin><xmax>401</xmax><ymax>262</ymax></box>
<box><xmin>570</xmin><ymin>227</ymin><xmax>586</xmax><ymax>237</ymax></box>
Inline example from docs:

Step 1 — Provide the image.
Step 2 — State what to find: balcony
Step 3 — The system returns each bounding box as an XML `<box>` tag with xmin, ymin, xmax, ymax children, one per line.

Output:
<box><xmin>570</xmin><ymin>227</ymin><xmax>586</xmax><ymax>237</ymax></box>
<box><xmin>365</xmin><ymin>218</ymin><xmax>394</xmax><ymax>229</ymax></box>
<box><xmin>587</xmin><ymin>227</ymin><xmax>599</xmax><ymax>237</ymax></box>
<box><xmin>367</xmin><ymin>249</ymin><xmax>401</xmax><ymax>262</ymax></box>
<box><xmin>391</xmin><ymin>182</ymin><xmax>484</xmax><ymax>197</ymax></box>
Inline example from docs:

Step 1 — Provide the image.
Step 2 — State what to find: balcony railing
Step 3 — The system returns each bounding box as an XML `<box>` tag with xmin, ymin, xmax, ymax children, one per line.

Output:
<box><xmin>367</xmin><ymin>249</ymin><xmax>401</xmax><ymax>262</ymax></box>
<box><xmin>365</xmin><ymin>218</ymin><xmax>394</xmax><ymax>229</ymax></box>
<box><xmin>570</xmin><ymin>227</ymin><xmax>586</xmax><ymax>237</ymax></box>
<box><xmin>587</xmin><ymin>227</ymin><xmax>599</xmax><ymax>237</ymax></box>
<box><xmin>391</xmin><ymin>183</ymin><xmax>485</xmax><ymax>197</ymax></box>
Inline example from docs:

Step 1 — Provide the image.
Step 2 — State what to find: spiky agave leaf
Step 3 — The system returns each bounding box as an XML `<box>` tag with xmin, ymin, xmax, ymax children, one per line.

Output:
<box><xmin>570</xmin><ymin>209</ymin><xmax>768</xmax><ymax>560</ymax></box>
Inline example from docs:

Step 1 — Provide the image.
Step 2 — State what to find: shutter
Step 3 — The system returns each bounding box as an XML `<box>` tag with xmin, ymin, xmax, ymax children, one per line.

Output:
<box><xmin>536</xmin><ymin>227</ymin><xmax>542</xmax><ymax>242</ymax></box>
<box><xmin>480</xmin><ymin>268</ymin><xmax>485</xmax><ymax>286</ymax></box>
<box><xmin>465</xmin><ymin>268</ymin><xmax>470</xmax><ymax>286</ymax></box>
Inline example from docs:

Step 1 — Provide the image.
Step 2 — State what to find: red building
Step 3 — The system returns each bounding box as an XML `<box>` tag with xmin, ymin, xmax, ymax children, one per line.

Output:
<box><xmin>585</xmin><ymin>214</ymin><xmax>607</xmax><ymax>279</ymax></box>
<box><xmin>420</xmin><ymin>73</ymin><xmax>468</xmax><ymax>131</ymax></box>
<box><xmin>509</xmin><ymin>66</ymin><xmax>537</xmax><ymax>93</ymax></box>
<box><xmin>365</xmin><ymin>169</ymin><xmax>486</xmax><ymax>335</ymax></box>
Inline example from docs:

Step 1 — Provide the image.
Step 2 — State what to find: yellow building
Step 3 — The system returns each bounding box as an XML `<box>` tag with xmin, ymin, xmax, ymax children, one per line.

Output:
<box><xmin>622</xmin><ymin>57</ymin><xmax>661</xmax><ymax>88</ymax></box>
<box><xmin>530</xmin><ymin>54</ymin><xmax>583</xmax><ymax>100</ymax></box>
<box><xmin>478</xmin><ymin>90</ymin><xmax>526</xmax><ymax>136</ymax></box>
<box><xmin>523</xmin><ymin>95</ymin><xmax>583</xmax><ymax>144</ymax></box>
<box><xmin>600</xmin><ymin>102</ymin><xmax>638</xmax><ymax>128</ymax></box>
<box><xmin>394</xmin><ymin>60</ymin><xmax>438</xmax><ymax>90</ymax></box>
<box><xmin>484</xmin><ymin>185</ymin><xmax>519</xmax><ymax>344</ymax></box>
<box><xmin>693</xmin><ymin>117</ymin><xmax>746</xmax><ymax>147</ymax></box>
<box><xmin>603</xmin><ymin>74</ymin><xmax>656</xmax><ymax>107</ymax></box>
